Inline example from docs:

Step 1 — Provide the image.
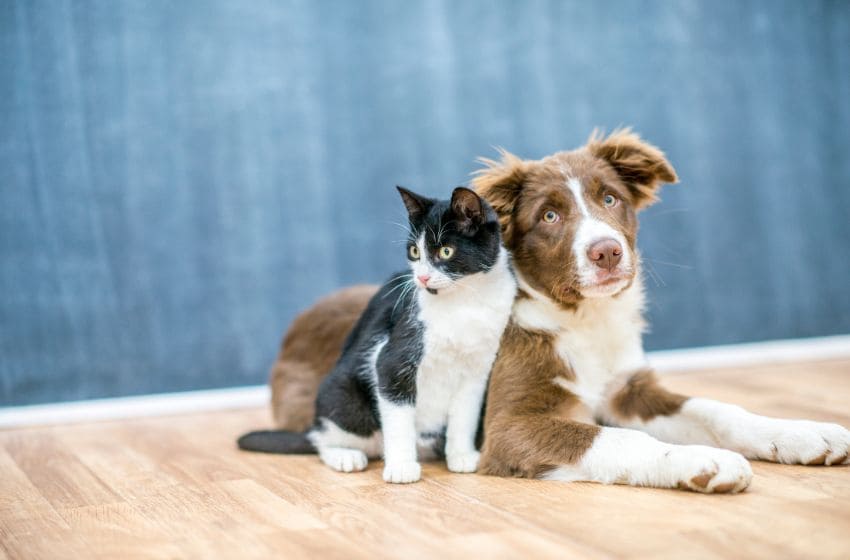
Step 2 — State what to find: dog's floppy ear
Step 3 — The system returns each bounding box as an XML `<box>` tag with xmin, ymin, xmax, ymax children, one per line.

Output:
<box><xmin>586</xmin><ymin>128</ymin><xmax>678</xmax><ymax>210</ymax></box>
<box><xmin>471</xmin><ymin>149</ymin><xmax>528</xmax><ymax>246</ymax></box>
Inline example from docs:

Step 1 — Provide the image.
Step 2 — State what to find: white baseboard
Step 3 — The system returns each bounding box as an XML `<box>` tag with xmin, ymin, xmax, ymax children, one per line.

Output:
<box><xmin>0</xmin><ymin>386</ymin><xmax>270</xmax><ymax>430</ymax></box>
<box><xmin>648</xmin><ymin>334</ymin><xmax>850</xmax><ymax>374</ymax></box>
<box><xmin>2</xmin><ymin>335</ymin><xmax>848</xmax><ymax>429</ymax></box>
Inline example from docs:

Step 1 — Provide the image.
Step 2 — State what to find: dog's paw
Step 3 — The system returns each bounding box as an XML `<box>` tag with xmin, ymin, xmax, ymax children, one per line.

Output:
<box><xmin>668</xmin><ymin>446</ymin><xmax>753</xmax><ymax>494</ymax></box>
<box><xmin>319</xmin><ymin>448</ymin><xmax>368</xmax><ymax>473</ymax></box>
<box><xmin>759</xmin><ymin>420</ymin><xmax>850</xmax><ymax>466</ymax></box>
<box><xmin>446</xmin><ymin>450</ymin><xmax>480</xmax><ymax>473</ymax></box>
<box><xmin>382</xmin><ymin>461</ymin><xmax>421</xmax><ymax>484</ymax></box>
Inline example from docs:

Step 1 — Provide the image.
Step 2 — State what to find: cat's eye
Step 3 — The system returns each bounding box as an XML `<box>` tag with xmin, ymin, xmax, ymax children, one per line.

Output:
<box><xmin>438</xmin><ymin>246</ymin><xmax>455</xmax><ymax>260</ymax></box>
<box><xmin>408</xmin><ymin>245</ymin><xmax>420</xmax><ymax>260</ymax></box>
<box><xmin>603</xmin><ymin>194</ymin><xmax>618</xmax><ymax>208</ymax></box>
<box><xmin>542</xmin><ymin>210</ymin><xmax>560</xmax><ymax>223</ymax></box>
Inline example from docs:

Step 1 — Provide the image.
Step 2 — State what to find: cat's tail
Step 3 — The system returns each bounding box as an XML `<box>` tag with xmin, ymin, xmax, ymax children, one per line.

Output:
<box><xmin>237</xmin><ymin>430</ymin><xmax>316</xmax><ymax>454</ymax></box>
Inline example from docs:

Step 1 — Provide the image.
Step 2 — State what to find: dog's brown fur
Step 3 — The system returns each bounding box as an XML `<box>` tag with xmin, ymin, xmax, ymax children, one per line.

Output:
<box><xmin>609</xmin><ymin>369</ymin><xmax>687</xmax><ymax>422</ymax></box>
<box><xmin>268</xmin><ymin>130</ymin><xmax>682</xmax><ymax>476</ymax></box>
<box><xmin>472</xmin><ymin>129</ymin><xmax>678</xmax><ymax>476</ymax></box>
<box><xmin>476</xmin><ymin>321</ymin><xmax>601</xmax><ymax>478</ymax></box>
<box><xmin>270</xmin><ymin>284</ymin><xmax>377</xmax><ymax>430</ymax></box>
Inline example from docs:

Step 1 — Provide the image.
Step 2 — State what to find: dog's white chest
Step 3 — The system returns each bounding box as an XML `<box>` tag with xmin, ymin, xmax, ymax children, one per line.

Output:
<box><xmin>514</xmin><ymin>280</ymin><xmax>649</xmax><ymax>415</ymax></box>
<box><xmin>554</xmin><ymin>326</ymin><xmax>644</xmax><ymax>413</ymax></box>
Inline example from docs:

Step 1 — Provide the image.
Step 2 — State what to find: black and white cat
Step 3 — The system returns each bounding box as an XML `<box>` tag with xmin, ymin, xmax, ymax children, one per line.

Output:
<box><xmin>238</xmin><ymin>186</ymin><xmax>516</xmax><ymax>483</ymax></box>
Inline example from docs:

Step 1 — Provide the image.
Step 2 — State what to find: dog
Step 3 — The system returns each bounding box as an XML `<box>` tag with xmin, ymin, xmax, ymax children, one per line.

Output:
<box><xmin>266</xmin><ymin>130</ymin><xmax>850</xmax><ymax>493</ymax></box>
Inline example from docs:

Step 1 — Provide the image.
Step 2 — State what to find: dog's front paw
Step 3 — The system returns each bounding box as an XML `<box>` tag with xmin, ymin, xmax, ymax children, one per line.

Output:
<box><xmin>382</xmin><ymin>461</ymin><xmax>421</xmax><ymax>484</ymax></box>
<box><xmin>446</xmin><ymin>450</ymin><xmax>480</xmax><ymax>473</ymax></box>
<box><xmin>668</xmin><ymin>446</ymin><xmax>753</xmax><ymax>494</ymax></box>
<box><xmin>762</xmin><ymin>420</ymin><xmax>850</xmax><ymax>466</ymax></box>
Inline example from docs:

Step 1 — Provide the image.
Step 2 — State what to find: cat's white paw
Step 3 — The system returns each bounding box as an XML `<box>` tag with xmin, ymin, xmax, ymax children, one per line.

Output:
<box><xmin>446</xmin><ymin>450</ymin><xmax>480</xmax><ymax>473</ymax></box>
<box><xmin>758</xmin><ymin>420</ymin><xmax>850</xmax><ymax>465</ymax></box>
<box><xmin>667</xmin><ymin>446</ymin><xmax>752</xmax><ymax>494</ymax></box>
<box><xmin>319</xmin><ymin>447</ymin><xmax>368</xmax><ymax>473</ymax></box>
<box><xmin>382</xmin><ymin>461</ymin><xmax>421</xmax><ymax>484</ymax></box>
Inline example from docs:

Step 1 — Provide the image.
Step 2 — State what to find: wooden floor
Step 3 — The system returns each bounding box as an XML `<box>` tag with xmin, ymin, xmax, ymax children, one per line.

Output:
<box><xmin>2</xmin><ymin>359</ymin><xmax>850</xmax><ymax>560</ymax></box>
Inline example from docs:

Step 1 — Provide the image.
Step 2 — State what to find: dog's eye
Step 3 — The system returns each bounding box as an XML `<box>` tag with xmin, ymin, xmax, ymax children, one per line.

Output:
<box><xmin>409</xmin><ymin>245</ymin><xmax>420</xmax><ymax>260</ymax></box>
<box><xmin>603</xmin><ymin>194</ymin><xmax>619</xmax><ymax>208</ymax></box>
<box><xmin>438</xmin><ymin>246</ymin><xmax>455</xmax><ymax>260</ymax></box>
<box><xmin>542</xmin><ymin>210</ymin><xmax>560</xmax><ymax>223</ymax></box>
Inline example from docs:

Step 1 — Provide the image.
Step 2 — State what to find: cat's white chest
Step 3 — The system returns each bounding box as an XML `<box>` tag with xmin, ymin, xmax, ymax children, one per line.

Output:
<box><xmin>413</xmin><ymin>261</ymin><xmax>515</xmax><ymax>433</ymax></box>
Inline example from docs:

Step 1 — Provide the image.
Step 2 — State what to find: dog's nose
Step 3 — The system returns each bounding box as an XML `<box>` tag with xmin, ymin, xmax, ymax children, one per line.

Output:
<box><xmin>587</xmin><ymin>239</ymin><xmax>623</xmax><ymax>271</ymax></box>
<box><xmin>417</xmin><ymin>274</ymin><xmax>431</xmax><ymax>286</ymax></box>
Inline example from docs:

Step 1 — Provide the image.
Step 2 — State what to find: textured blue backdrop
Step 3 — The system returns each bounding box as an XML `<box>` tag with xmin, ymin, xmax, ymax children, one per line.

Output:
<box><xmin>2</xmin><ymin>0</ymin><xmax>849</xmax><ymax>405</ymax></box>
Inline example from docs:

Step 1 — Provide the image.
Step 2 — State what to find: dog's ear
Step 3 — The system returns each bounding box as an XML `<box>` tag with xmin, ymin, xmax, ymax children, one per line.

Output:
<box><xmin>471</xmin><ymin>149</ymin><xmax>528</xmax><ymax>246</ymax></box>
<box><xmin>586</xmin><ymin>128</ymin><xmax>678</xmax><ymax>210</ymax></box>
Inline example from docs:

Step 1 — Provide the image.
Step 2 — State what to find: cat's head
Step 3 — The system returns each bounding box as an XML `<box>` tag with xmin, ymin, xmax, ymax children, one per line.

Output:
<box><xmin>397</xmin><ymin>186</ymin><xmax>502</xmax><ymax>295</ymax></box>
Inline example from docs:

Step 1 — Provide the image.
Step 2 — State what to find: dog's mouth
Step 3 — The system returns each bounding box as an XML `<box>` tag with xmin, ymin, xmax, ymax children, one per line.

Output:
<box><xmin>579</xmin><ymin>268</ymin><xmax>633</xmax><ymax>297</ymax></box>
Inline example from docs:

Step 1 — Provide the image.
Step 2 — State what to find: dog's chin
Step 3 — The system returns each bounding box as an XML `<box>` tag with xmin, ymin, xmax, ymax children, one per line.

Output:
<box><xmin>579</xmin><ymin>275</ymin><xmax>631</xmax><ymax>299</ymax></box>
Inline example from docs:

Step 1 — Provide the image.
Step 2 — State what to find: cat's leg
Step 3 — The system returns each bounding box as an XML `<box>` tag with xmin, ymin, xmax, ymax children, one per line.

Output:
<box><xmin>311</xmin><ymin>368</ymin><xmax>382</xmax><ymax>474</ymax></box>
<box><xmin>604</xmin><ymin>369</ymin><xmax>850</xmax><ymax>465</ymax></box>
<box><xmin>310</xmin><ymin>419</ymin><xmax>381</xmax><ymax>473</ymax></box>
<box><xmin>375</xmin><ymin>354</ymin><xmax>421</xmax><ymax>484</ymax></box>
<box><xmin>376</xmin><ymin>399</ymin><xmax>420</xmax><ymax>483</ymax></box>
<box><xmin>445</xmin><ymin>374</ymin><xmax>488</xmax><ymax>473</ymax></box>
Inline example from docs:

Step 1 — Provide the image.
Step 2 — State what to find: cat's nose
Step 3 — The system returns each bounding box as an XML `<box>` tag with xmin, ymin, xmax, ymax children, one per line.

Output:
<box><xmin>416</xmin><ymin>274</ymin><xmax>431</xmax><ymax>286</ymax></box>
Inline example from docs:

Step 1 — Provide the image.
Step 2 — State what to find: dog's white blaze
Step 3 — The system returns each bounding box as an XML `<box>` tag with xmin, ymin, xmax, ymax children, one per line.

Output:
<box><xmin>563</xmin><ymin>177</ymin><xmax>632</xmax><ymax>295</ymax></box>
<box><xmin>567</xmin><ymin>178</ymin><xmax>591</xmax><ymax>217</ymax></box>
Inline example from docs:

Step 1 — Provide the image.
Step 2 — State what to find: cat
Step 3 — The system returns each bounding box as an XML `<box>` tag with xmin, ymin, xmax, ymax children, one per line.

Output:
<box><xmin>238</xmin><ymin>186</ymin><xmax>517</xmax><ymax>483</ymax></box>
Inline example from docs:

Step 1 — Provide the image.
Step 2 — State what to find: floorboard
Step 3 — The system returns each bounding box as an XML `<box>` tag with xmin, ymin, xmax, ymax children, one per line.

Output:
<box><xmin>2</xmin><ymin>359</ymin><xmax>849</xmax><ymax>559</ymax></box>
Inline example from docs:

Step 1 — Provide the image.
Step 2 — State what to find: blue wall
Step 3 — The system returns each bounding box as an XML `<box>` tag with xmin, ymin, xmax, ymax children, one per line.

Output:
<box><xmin>2</xmin><ymin>0</ymin><xmax>849</xmax><ymax>406</ymax></box>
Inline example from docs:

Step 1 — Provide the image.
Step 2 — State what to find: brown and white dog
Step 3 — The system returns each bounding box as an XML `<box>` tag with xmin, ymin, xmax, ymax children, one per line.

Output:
<box><xmin>268</xmin><ymin>130</ymin><xmax>850</xmax><ymax>493</ymax></box>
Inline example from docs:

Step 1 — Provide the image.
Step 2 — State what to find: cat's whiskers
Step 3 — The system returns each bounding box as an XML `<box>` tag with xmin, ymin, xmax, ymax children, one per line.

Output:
<box><xmin>391</xmin><ymin>278</ymin><xmax>417</xmax><ymax>318</ymax></box>
<box><xmin>436</xmin><ymin>219</ymin><xmax>456</xmax><ymax>245</ymax></box>
<box><xmin>387</xmin><ymin>220</ymin><xmax>422</xmax><ymax>244</ymax></box>
<box><xmin>427</xmin><ymin>224</ymin><xmax>438</xmax><ymax>244</ymax></box>
<box><xmin>383</xmin><ymin>274</ymin><xmax>415</xmax><ymax>299</ymax></box>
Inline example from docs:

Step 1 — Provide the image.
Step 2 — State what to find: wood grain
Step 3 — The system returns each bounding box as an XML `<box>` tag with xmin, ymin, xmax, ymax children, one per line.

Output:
<box><xmin>2</xmin><ymin>359</ymin><xmax>849</xmax><ymax>559</ymax></box>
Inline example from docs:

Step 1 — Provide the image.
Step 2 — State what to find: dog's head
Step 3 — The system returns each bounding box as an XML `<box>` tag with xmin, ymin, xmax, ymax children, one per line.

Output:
<box><xmin>472</xmin><ymin>129</ymin><xmax>677</xmax><ymax>306</ymax></box>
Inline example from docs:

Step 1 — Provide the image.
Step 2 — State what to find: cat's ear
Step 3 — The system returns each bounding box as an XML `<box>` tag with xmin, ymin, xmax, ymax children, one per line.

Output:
<box><xmin>450</xmin><ymin>187</ymin><xmax>485</xmax><ymax>235</ymax></box>
<box><xmin>396</xmin><ymin>186</ymin><xmax>433</xmax><ymax>220</ymax></box>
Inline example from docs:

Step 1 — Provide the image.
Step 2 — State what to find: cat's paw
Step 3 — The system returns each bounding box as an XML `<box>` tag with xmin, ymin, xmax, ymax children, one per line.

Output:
<box><xmin>759</xmin><ymin>420</ymin><xmax>850</xmax><ymax>465</ymax></box>
<box><xmin>446</xmin><ymin>450</ymin><xmax>480</xmax><ymax>473</ymax></box>
<box><xmin>319</xmin><ymin>448</ymin><xmax>368</xmax><ymax>473</ymax></box>
<box><xmin>668</xmin><ymin>446</ymin><xmax>752</xmax><ymax>494</ymax></box>
<box><xmin>382</xmin><ymin>461</ymin><xmax>421</xmax><ymax>484</ymax></box>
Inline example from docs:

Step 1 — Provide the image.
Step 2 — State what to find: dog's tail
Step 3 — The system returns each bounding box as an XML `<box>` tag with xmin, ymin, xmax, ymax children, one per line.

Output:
<box><xmin>237</xmin><ymin>430</ymin><xmax>316</xmax><ymax>454</ymax></box>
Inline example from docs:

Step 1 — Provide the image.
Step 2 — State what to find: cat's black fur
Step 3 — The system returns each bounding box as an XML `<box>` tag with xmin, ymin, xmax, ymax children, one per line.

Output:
<box><xmin>237</xmin><ymin>186</ymin><xmax>505</xmax><ymax>459</ymax></box>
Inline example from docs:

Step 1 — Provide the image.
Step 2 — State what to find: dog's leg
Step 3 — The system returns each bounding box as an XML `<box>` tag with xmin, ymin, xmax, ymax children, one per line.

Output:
<box><xmin>481</xmin><ymin>416</ymin><xmax>752</xmax><ymax>493</ymax></box>
<box><xmin>605</xmin><ymin>369</ymin><xmax>850</xmax><ymax>466</ymax></box>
